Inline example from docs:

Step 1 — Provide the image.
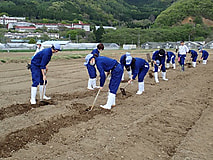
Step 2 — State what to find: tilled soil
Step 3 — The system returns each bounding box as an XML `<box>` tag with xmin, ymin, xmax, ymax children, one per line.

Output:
<box><xmin>0</xmin><ymin>50</ymin><xmax>212</xmax><ymax>160</ymax></box>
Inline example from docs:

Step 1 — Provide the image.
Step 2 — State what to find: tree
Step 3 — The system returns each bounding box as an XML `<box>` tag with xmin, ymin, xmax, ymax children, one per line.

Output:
<box><xmin>29</xmin><ymin>38</ymin><xmax>36</xmax><ymax>44</ymax></box>
<box><xmin>95</xmin><ymin>25</ymin><xmax>105</xmax><ymax>42</ymax></box>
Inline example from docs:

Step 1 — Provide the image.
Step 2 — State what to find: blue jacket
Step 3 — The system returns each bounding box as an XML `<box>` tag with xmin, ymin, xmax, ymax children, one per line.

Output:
<box><xmin>131</xmin><ymin>58</ymin><xmax>148</xmax><ymax>80</ymax></box>
<box><xmin>91</xmin><ymin>48</ymin><xmax>100</xmax><ymax>57</ymax></box>
<box><xmin>95</xmin><ymin>56</ymin><xmax>118</xmax><ymax>87</ymax></box>
<box><xmin>201</xmin><ymin>50</ymin><xmax>209</xmax><ymax>59</ymax></box>
<box><xmin>152</xmin><ymin>51</ymin><xmax>165</xmax><ymax>64</ymax></box>
<box><xmin>120</xmin><ymin>54</ymin><xmax>127</xmax><ymax>68</ymax></box>
<box><xmin>31</xmin><ymin>48</ymin><xmax>52</xmax><ymax>69</ymax></box>
<box><xmin>167</xmin><ymin>51</ymin><xmax>175</xmax><ymax>59</ymax></box>
<box><xmin>190</xmin><ymin>50</ymin><xmax>198</xmax><ymax>58</ymax></box>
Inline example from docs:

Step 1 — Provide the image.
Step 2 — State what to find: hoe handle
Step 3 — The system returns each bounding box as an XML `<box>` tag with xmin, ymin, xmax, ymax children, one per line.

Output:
<box><xmin>89</xmin><ymin>89</ymin><xmax>101</xmax><ymax>111</ymax></box>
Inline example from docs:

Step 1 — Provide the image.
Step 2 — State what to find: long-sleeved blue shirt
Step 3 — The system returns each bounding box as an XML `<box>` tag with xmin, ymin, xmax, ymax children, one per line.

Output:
<box><xmin>152</xmin><ymin>50</ymin><xmax>165</xmax><ymax>64</ymax></box>
<box><xmin>31</xmin><ymin>48</ymin><xmax>52</xmax><ymax>69</ymax></box>
<box><xmin>167</xmin><ymin>51</ymin><xmax>175</xmax><ymax>59</ymax></box>
<box><xmin>190</xmin><ymin>50</ymin><xmax>198</xmax><ymax>58</ymax></box>
<box><xmin>120</xmin><ymin>54</ymin><xmax>127</xmax><ymax>68</ymax></box>
<box><xmin>95</xmin><ymin>56</ymin><xmax>118</xmax><ymax>87</ymax></box>
<box><xmin>131</xmin><ymin>58</ymin><xmax>148</xmax><ymax>80</ymax></box>
<box><xmin>201</xmin><ymin>50</ymin><xmax>209</xmax><ymax>59</ymax></box>
<box><xmin>91</xmin><ymin>48</ymin><xmax>100</xmax><ymax>57</ymax></box>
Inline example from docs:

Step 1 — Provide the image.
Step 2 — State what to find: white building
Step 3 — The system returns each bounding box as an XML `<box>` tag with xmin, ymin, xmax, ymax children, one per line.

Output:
<box><xmin>4</xmin><ymin>32</ymin><xmax>59</xmax><ymax>39</ymax></box>
<box><xmin>15</xmin><ymin>26</ymin><xmax>36</xmax><ymax>32</ymax></box>
<box><xmin>72</xmin><ymin>21</ymin><xmax>90</xmax><ymax>32</ymax></box>
<box><xmin>0</xmin><ymin>15</ymin><xmax>25</xmax><ymax>25</ymax></box>
<box><xmin>35</xmin><ymin>23</ymin><xmax>59</xmax><ymax>31</ymax></box>
<box><xmin>7</xmin><ymin>22</ymin><xmax>35</xmax><ymax>29</ymax></box>
<box><xmin>95</xmin><ymin>26</ymin><xmax>116</xmax><ymax>30</ymax></box>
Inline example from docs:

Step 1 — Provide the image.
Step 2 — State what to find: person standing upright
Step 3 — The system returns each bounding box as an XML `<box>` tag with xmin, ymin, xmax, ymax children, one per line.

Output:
<box><xmin>178</xmin><ymin>40</ymin><xmax>189</xmax><ymax>71</ymax></box>
<box><xmin>33</xmin><ymin>41</ymin><xmax>44</xmax><ymax>57</ymax></box>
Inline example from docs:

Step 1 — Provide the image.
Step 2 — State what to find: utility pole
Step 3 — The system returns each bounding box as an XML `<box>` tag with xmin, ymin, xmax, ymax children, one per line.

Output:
<box><xmin>137</xmin><ymin>33</ymin><xmax>140</xmax><ymax>48</ymax></box>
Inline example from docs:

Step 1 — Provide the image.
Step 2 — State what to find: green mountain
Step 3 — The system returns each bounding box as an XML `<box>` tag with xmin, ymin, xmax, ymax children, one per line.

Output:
<box><xmin>155</xmin><ymin>0</ymin><xmax>213</xmax><ymax>26</ymax></box>
<box><xmin>0</xmin><ymin>0</ymin><xmax>175</xmax><ymax>25</ymax></box>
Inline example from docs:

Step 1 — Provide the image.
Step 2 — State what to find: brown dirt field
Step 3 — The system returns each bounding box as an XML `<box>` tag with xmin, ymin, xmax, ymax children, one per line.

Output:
<box><xmin>0</xmin><ymin>49</ymin><xmax>212</xmax><ymax>160</ymax></box>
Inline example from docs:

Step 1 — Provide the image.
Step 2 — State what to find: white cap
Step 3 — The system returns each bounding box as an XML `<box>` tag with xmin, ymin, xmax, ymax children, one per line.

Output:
<box><xmin>84</xmin><ymin>54</ymin><xmax>94</xmax><ymax>66</ymax></box>
<box><xmin>126</xmin><ymin>56</ymin><xmax>132</xmax><ymax>65</ymax></box>
<box><xmin>126</xmin><ymin>52</ymin><xmax>131</xmax><ymax>56</ymax></box>
<box><xmin>36</xmin><ymin>41</ymin><xmax>42</xmax><ymax>45</ymax></box>
<box><xmin>53</xmin><ymin>43</ymin><xmax>61</xmax><ymax>51</ymax></box>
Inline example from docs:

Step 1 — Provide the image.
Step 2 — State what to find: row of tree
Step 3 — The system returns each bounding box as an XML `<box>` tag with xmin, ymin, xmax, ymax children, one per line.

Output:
<box><xmin>0</xmin><ymin>0</ymin><xmax>174</xmax><ymax>27</ymax></box>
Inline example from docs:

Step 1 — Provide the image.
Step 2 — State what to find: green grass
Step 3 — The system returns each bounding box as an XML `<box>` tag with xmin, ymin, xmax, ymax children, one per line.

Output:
<box><xmin>52</xmin><ymin>54</ymin><xmax>87</xmax><ymax>60</ymax></box>
<box><xmin>0</xmin><ymin>53</ymin><xmax>87</xmax><ymax>63</ymax></box>
<box><xmin>0</xmin><ymin>49</ymin><xmax>35</xmax><ymax>52</ymax></box>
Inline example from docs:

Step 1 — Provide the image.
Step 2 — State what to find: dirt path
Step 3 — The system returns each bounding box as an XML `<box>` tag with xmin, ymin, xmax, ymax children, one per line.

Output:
<box><xmin>0</xmin><ymin>50</ymin><xmax>212</xmax><ymax>160</ymax></box>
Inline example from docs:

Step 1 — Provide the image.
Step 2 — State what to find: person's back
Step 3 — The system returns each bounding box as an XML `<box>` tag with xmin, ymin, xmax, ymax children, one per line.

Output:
<box><xmin>31</xmin><ymin>48</ymin><xmax>52</xmax><ymax>68</ymax></box>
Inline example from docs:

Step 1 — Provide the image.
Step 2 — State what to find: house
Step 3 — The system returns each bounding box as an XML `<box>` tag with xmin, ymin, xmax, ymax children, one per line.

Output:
<box><xmin>7</xmin><ymin>22</ymin><xmax>35</xmax><ymax>29</ymax></box>
<box><xmin>15</xmin><ymin>26</ymin><xmax>36</xmax><ymax>32</ymax></box>
<box><xmin>72</xmin><ymin>21</ymin><xmax>90</xmax><ymax>32</ymax></box>
<box><xmin>95</xmin><ymin>26</ymin><xmax>116</xmax><ymax>30</ymax></box>
<box><xmin>35</xmin><ymin>23</ymin><xmax>59</xmax><ymax>31</ymax></box>
<box><xmin>0</xmin><ymin>15</ymin><xmax>25</xmax><ymax>25</ymax></box>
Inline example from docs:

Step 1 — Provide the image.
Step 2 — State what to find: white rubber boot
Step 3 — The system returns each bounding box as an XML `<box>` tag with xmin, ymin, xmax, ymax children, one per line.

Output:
<box><xmin>121</xmin><ymin>73</ymin><xmax>124</xmax><ymax>81</ymax></box>
<box><xmin>127</xmin><ymin>70</ymin><xmax>132</xmax><ymax>79</ymax></box>
<box><xmin>203</xmin><ymin>60</ymin><xmax>207</xmax><ymax>64</ymax></box>
<box><xmin>154</xmin><ymin>72</ymin><xmax>159</xmax><ymax>83</ymax></box>
<box><xmin>192</xmin><ymin>62</ymin><xmax>196</xmax><ymax>68</ymax></box>
<box><xmin>39</xmin><ymin>85</ymin><xmax>51</xmax><ymax>100</ymax></box>
<box><xmin>87</xmin><ymin>78</ymin><xmax>94</xmax><ymax>90</ymax></box>
<box><xmin>100</xmin><ymin>92</ymin><xmax>115</xmax><ymax>110</ymax></box>
<box><xmin>162</xmin><ymin>72</ymin><xmax>168</xmax><ymax>81</ymax></box>
<box><xmin>91</xmin><ymin>78</ymin><xmax>100</xmax><ymax>89</ymax></box>
<box><xmin>112</xmin><ymin>93</ymin><xmax>116</xmax><ymax>107</ymax></box>
<box><xmin>30</xmin><ymin>87</ymin><xmax>37</xmax><ymax>104</ymax></box>
<box><xmin>172</xmin><ymin>63</ymin><xmax>176</xmax><ymax>69</ymax></box>
<box><xmin>136</xmin><ymin>82</ymin><xmax>144</xmax><ymax>95</ymax></box>
<box><xmin>166</xmin><ymin>63</ymin><xmax>170</xmax><ymax>69</ymax></box>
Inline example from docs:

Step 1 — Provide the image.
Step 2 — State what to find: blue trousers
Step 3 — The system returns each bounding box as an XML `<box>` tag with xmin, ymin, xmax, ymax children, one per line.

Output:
<box><xmin>179</xmin><ymin>55</ymin><xmax>186</xmax><ymax>65</ymax></box>
<box><xmin>87</xmin><ymin>64</ymin><xmax>96</xmax><ymax>79</ymax></box>
<box><xmin>154</xmin><ymin>63</ymin><xmax>166</xmax><ymax>72</ymax></box>
<box><xmin>192</xmin><ymin>56</ymin><xmax>197</xmax><ymax>62</ymax></box>
<box><xmin>167</xmin><ymin>55</ymin><xmax>176</xmax><ymax>64</ymax></box>
<box><xmin>138</xmin><ymin>64</ymin><xmax>149</xmax><ymax>82</ymax></box>
<box><xmin>109</xmin><ymin>64</ymin><xmax>123</xmax><ymax>94</ymax></box>
<box><xmin>203</xmin><ymin>55</ymin><xmax>208</xmax><ymax>60</ymax></box>
<box><xmin>31</xmin><ymin>64</ymin><xmax>45</xmax><ymax>87</ymax></box>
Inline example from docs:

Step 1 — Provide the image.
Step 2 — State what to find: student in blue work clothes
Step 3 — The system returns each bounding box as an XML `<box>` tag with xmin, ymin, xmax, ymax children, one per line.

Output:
<box><xmin>178</xmin><ymin>40</ymin><xmax>189</xmax><ymax>71</ymax></box>
<box><xmin>199</xmin><ymin>49</ymin><xmax>209</xmax><ymax>65</ymax></box>
<box><xmin>152</xmin><ymin>49</ymin><xmax>168</xmax><ymax>83</ymax></box>
<box><xmin>126</xmin><ymin>56</ymin><xmax>149</xmax><ymax>95</ymax></box>
<box><xmin>86</xmin><ymin>43</ymin><xmax>104</xmax><ymax>90</ymax></box>
<box><xmin>30</xmin><ymin>44</ymin><xmax>61</xmax><ymax>104</ymax></box>
<box><xmin>85</xmin><ymin>54</ymin><xmax>123</xmax><ymax>110</ymax></box>
<box><xmin>120</xmin><ymin>52</ymin><xmax>132</xmax><ymax>81</ymax></box>
<box><xmin>166</xmin><ymin>51</ymin><xmax>176</xmax><ymax>69</ymax></box>
<box><xmin>189</xmin><ymin>50</ymin><xmax>198</xmax><ymax>67</ymax></box>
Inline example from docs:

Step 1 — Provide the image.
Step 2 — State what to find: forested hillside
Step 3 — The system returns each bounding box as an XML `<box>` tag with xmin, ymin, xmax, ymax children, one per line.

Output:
<box><xmin>0</xmin><ymin>0</ymin><xmax>175</xmax><ymax>25</ymax></box>
<box><xmin>155</xmin><ymin>0</ymin><xmax>213</xmax><ymax>26</ymax></box>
